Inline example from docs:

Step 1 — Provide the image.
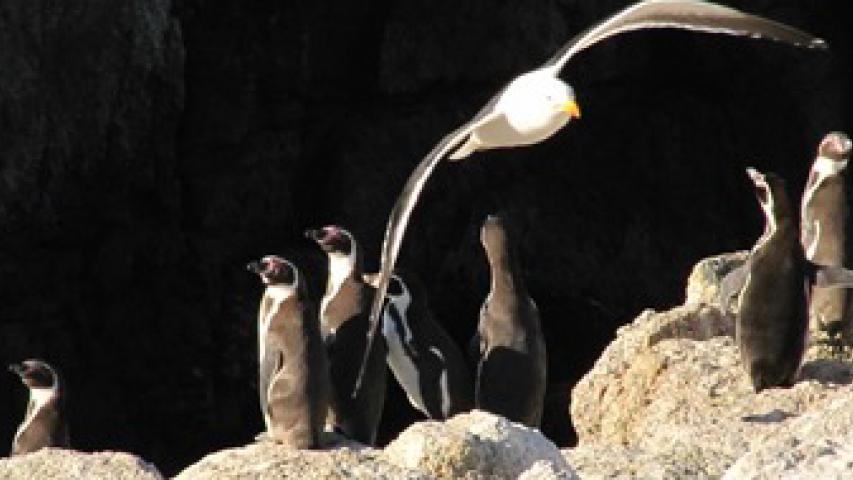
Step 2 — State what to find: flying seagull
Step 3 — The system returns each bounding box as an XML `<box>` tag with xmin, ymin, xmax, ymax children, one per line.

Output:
<box><xmin>355</xmin><ymin>0</ymin><xmax>827</xmax><ymax>393</ymax></box>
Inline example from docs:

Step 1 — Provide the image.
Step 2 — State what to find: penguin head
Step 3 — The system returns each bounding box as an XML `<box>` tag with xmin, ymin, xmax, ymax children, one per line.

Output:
<box><xmin>746</xmin><ymin>168</ymin><xmax>793</xmax><ymax>229</ymax></box>
<box><xmin>817</xmin><ymin>132</ymin><xmax>852</xmax><ymax>162</ymax></box>
<box><xmin>304</xmin><ymin>225</ymin><xmax>354</xmax><ymax>256</ymax></box>
<box><xmin>480</xmin><ymin>214</ymin><xmax>509</xmax><ymax>255</ymax></box>
<box><xmin>9</xmin><ymin>359</ymin><xmax>59</xmax><ymax>389</ymax></box>
<box><xmin>247</xmin><ymin>255</ymin><xmax>298</xmax><ymax>286</ymax></box>
<box><xmin>387</xmin><ymin>274</ymin><xmax>407</xmax><ymax>298</ymax></box>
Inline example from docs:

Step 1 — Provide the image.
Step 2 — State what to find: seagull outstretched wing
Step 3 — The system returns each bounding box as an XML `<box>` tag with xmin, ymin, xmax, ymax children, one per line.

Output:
<box><xmin>542</xmin><ymin>0</ymin><xmax>824</xmax><ymax>75</ymax></box>
<box><xmin>356</xmin><ymin>0</ymin><xmax>826</xmax><ymax>395</ymax></box>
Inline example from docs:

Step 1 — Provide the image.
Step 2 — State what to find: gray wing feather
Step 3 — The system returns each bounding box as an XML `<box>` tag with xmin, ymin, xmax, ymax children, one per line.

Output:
<box><xmin>812</xmin><ymin>264</ymin><xmax>853</xmax><ymax>289</ymax></box>
<box><xmin>543</xmin><ymin>0</ymin><xmax>825</xmax><ymax>75</ymax></box>
<box><xmin>718</xmin><ymin>261</ymin><xmax>750</xmax><ymax>307</ymax></box>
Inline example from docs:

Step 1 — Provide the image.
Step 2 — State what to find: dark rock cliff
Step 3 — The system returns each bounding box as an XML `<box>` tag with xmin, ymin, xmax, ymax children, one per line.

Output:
<box><xmin>1</xmin><ymin>0</ymin><xmax>849</xmax><ymax>474</ymax></box>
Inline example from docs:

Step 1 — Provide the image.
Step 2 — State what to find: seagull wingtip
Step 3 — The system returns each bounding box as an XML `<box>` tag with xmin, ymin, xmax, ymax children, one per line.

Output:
<box><xmin>810</xmin><ymin>38</ymin><xmax>829</xmax><ymax>49</ymax></box>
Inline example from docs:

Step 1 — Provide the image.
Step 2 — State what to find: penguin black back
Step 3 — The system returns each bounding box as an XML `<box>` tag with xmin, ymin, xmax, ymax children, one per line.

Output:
<box><xmin>738</xmin><ymin>168</ymin><xmax>808</xmax><ymax>392</ymax></box>
<box><xmin>380</xmin><ymin>272</ymin><xmax>474</xmax><ymax>419</ymax></box>
<box><xmin>474</xmin><ymin>213</ymin><xmax>547</xmax><ymax>427</ymax></box>
<box><xmin>306</xmin><ymin>226</ymin><xmax>388</xmax><ymax>445</ymax></box>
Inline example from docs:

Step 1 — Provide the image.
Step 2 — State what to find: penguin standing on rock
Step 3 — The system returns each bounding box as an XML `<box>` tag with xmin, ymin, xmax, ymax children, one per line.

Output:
<box><xmin>800</xmin><ymin>132</ymin><xmax>852</xmax><ymax>344</ymax></box>
<box><xmin>473</xmin><ymin>214</ymin><xmax>546</xmax><ymax>427</ymax></box>
<box><xmin>305</xmin><ymin>226</ymin><xmax>387</xmax><ymax>445</ymax></box>
<box><xmin>735</xmin><ymin>168</ymin><xmax>853</xmax><ymax>392</ymax></box>
<box><xmin>369</xmin><ymin>272</ymin><xmax>474</xmax><ymax>419</ymax></box>
<box><xmin>9</xmin><ymin>359</ymin><xmax>69</xmax><ymax>455</ymax></box>
<box><xmin>248</xmin><ymin>256</ymin><xmax>329</xmax><ymax>449</ymax></box>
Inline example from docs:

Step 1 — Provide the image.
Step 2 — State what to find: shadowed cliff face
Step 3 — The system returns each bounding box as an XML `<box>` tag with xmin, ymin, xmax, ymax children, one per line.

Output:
<box><xmin>0</xmin><ymin>0</ymin><xmax>849</xmax><ymax>474</ymax></box>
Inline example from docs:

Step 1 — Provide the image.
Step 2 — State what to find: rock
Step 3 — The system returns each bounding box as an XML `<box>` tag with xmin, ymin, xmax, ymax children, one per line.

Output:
<box><xmin>567</xmin><ymin>254</ymin><xmax>853</xmax><ymax>478</ymax></box>
<box><xmin>0</xmin><ymin>448</ymin><xmax>163</xmax><ymax>479</ymax></box>
<box><xmin>565</xmin><ymin>443</ymin><xmax>714</xmax><ymax>480</ymax></box>
<box><xmin>176</xmin><ymin>411</ymin><xmax>579</xmax><ymax>479</ymax></box>
<box><xmin>569</xmin><ymin>301</ymin><xmax>734</xmax><ymax>448</ymax></box>
<box><xmin>384</xmin><ymin>410</ymin><xmax>577</xmax><ymax>479</ymax></box>
<box><xmin>518</xmin><ymin>460</ymin><xmax>579</xmax><ymax>480</ymax></box>
<box><xmin>174</xmin><ymin>441</ymin><xmax>429</xmax><ymax>480</ymax></box>
<box><xmin>723</xmin><ymin>395</ymin><xmax>853</xmax><ymax>479</ymax></box>
<box><xmin>684</xmin><ymin>250</ymin><xmax>749</xmax><ymax>308</ymax></box>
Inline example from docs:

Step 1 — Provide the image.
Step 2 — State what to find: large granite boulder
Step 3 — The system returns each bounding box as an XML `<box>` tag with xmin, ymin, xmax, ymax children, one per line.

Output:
<box><xmin>384</xmin><ymin>410</ymin><xmax>577</xmax><ymax>479</ymax></box>
<box><xmin>0</xmin><ymin>449</ymin><xmax>163</xmax><ymax>480</ymax></box>
<box><xmin>566</xmin><ymin>254</ymin><xmax>853</xmax><ymax>478</ymax></box>
<box><xmin>174</xmin><ymin>441</ymin><xmax>428</xmax><ymax>480</ymax></box>
<box><xmin>723</xmin><ymin>394</ymin><xmax>853</xmax><ymax>479</ymax></box>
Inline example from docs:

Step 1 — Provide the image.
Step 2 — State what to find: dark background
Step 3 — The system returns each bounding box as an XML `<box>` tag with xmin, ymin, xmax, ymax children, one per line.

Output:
<box><xmin>1</xmin><ymin>0</ymin><xmax>849</xmax><ymax>475</ymax></box>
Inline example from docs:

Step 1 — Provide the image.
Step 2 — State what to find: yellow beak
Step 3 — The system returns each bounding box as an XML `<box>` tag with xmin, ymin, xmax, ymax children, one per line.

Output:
<box><xmin>562</xmin><ymin>99</ymin><xmax>581</xmax><ymax>119</ymax></box>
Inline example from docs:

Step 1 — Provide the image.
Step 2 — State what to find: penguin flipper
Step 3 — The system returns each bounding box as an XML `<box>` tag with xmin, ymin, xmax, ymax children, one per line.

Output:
<box><xmin>259</xmin><ymin>345</ymin><xmax>283</xmax><ymax>421</ymax></box>
<box><xmin>811</xmin><ymin>263</ymin><xmax>853</xmax><ymax>289</ymax></box>
<box><xmin>719</xmin><ymin>262</ymin><xmax>750</xmax><ymax>307</ymax></box>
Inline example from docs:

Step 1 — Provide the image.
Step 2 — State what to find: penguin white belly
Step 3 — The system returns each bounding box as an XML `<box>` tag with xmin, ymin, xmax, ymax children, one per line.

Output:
<box><xmin>14</xmin><ymin>387</ymin><xmax>55</xmax><ymax>448</ymax></box>
<box><xmin>382</xmin><ymin>315</ymin><xmax>428</xmax><ymax>416</ymax></box>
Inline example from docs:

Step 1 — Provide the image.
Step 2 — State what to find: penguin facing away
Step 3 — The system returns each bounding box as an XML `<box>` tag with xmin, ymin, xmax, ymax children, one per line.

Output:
<box><xmin>736</xmin><ymin>168</ymin><xmax>853</xmax><ymax>392</ymax></box>
<box><xmin>800</xmin><ymin>132</ymin><xmax>852</xmax><ymax>343</ymax></box>
<box><xmin>247</xmin><ymin>255</ymin><xmax>330</xmax><ymax>449</ymax></box>
<box><xmin>474</xmin><ymin>213</ymin><xmax>547</xmax><ymax>427</ymax></box>
<box><xmin>305</xmin><ymin>226</ymin><xmax>387</xmax><ymax>445</ymax></box>
<box><xmin>373</xmin><ymin>272</ymin><xmax>474</xmax><ymax>419</ymax></box>
<box><xmin>9</xmin><ymin>359</ymin><xmax>69</xmax><ymax>455</ymax></box>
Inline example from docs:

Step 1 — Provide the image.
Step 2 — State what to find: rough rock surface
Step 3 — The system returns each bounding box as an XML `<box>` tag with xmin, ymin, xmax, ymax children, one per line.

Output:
<box><xmin>724</xmin><ymin>396</ymin><xmax>853</xmax><ymax>479</ymax></box>
<box><xmin>176</xmin><ymin>410</ymin><xmax>576</xmax><ymax>479</ymax></box>
<box><xmin>684</xmin><ymin>250</ymin><xmax>749</xmax><ymax>308</ymax></box>
<box><xmin>174</xmin><ymin>441</ymin><xmax>428</xmax><ymax>480</ymax></box>
<box><xmin>0</xmin><ymin>448</ymin><xmax>163</xmax><ymax>480</ymax></box>
<box><xmin>384</xmin><ymin>410</ymin><xmax>577</xmax><ymax>480</ymax></box>
<box><xmin>566</xmin><ymin>254</ymin><xmax>853</xmax><ymax>478</ymax></box>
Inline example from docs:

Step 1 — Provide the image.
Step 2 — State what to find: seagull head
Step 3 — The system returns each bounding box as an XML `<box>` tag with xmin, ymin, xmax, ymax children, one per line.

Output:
<box><xmin>499</xmin><ymin>70</ymin><xmax>580</xmax><ymax>141</ymax></box>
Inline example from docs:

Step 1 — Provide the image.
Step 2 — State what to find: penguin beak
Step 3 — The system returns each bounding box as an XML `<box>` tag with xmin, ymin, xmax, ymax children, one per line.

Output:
<box><xmin>561</xmin><ymin>99</ymin><xmax>581</xmax><ymax>119</ymax></box>
<box><xmin>745</xmin><ymin>167</ymin><xmax>764</xmax><ymax>184</ymax></box>
<box><xmin>304</xmin><ymin>229</ymin><xmax>321</xmax><ymax>242</ymax></box>
<box><xmin>246</xmin><ymin>261</ymin><xmax>262</xmax><ymax>274</ymax></box>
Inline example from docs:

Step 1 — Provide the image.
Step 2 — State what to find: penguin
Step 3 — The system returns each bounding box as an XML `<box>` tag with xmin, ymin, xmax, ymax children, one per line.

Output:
<box><xmin>737</xmin><ymin>167</ymin><xmax>853</xmax><ymax>392</ymax></box>
<box><xmin>247</xmin><ymin>255</ymin><xmax>329</xmax><ymax>449</ymax></box>
<box><xmin>9</xmin><ymin>359</ymin><xmax>69</xmax><ymax>455</ymax></box>
<box><xmin>473</xmin><ymin>213</ymin><xmax>547</xmax><ymax>427</ymax></box>
<box><xmin>305</xmin><ymin>226</ymin><xmax>387</xmax><ymax>445</ymax></box>
<box><xmin>369</xmin><ymin>271</ymin><xmax>474</xmax><ymax>419</ymax></box>
<box><xmin>800</xmin><ymin>132</ymin><xmax>852</xmax><ymax>343</ymax></box>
